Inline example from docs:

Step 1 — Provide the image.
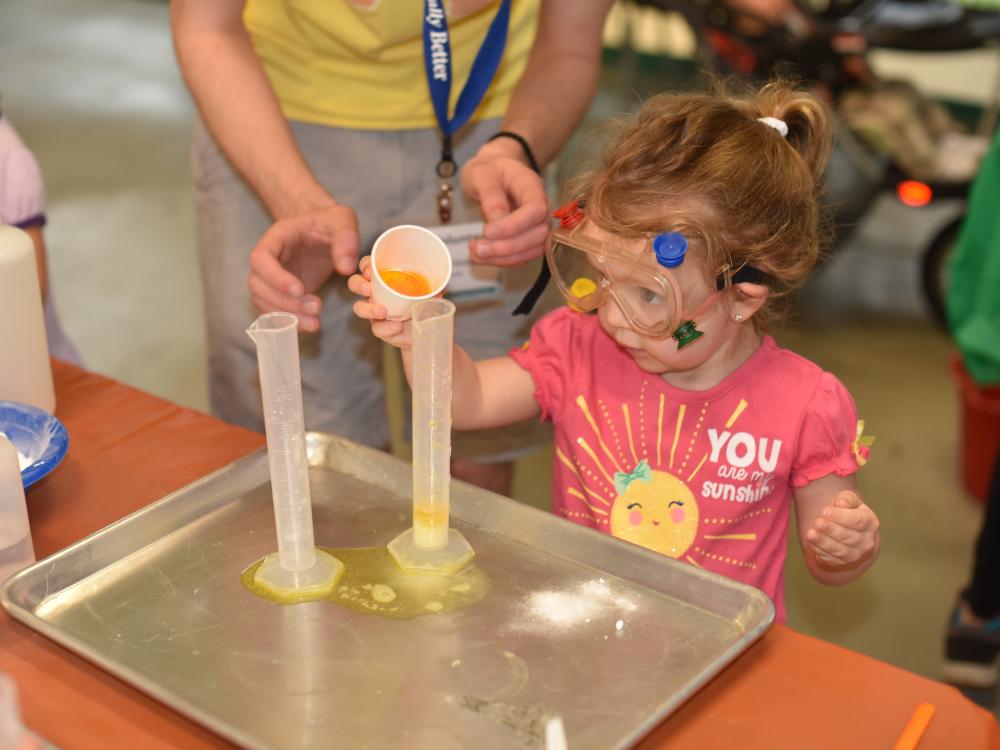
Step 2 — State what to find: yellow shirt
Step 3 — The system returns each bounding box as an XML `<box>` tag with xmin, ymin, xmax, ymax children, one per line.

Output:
<box><xmin>243</xmin><ymin>0</ymin><xmax>540</xmax><ymax>130</ymax></box>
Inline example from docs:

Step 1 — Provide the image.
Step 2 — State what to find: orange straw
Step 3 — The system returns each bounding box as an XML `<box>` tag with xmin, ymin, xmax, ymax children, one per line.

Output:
<box><xmin>892</xmin><ymin>702</ymin><xmax>935</xmax><ymax>750</ymax></box>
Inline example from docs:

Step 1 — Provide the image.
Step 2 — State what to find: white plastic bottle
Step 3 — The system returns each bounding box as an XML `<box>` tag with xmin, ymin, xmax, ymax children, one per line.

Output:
<box><xmin>0</xmin><ymin>223</ymin><xmax>55</xmax><ymax>414</ymax></box>
<box><xmin>0</xmin><ymin>435</ymin><xmax>35</xmax><ymax>585</ymax></box>
<box><xmin>0</xmin><ymin>673</ymin><xmax>34</xmax><ymax>750</ymax></box>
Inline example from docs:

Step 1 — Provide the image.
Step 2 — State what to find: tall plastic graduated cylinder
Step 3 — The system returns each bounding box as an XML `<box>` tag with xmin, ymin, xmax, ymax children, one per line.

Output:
<box><xmin>387</xmin><ymin>299</ymin><xmax>474</xmax><ymax>574</ymax></box>
<box><xmin>246</xmin><ymin>312</ymin><xmax>343</xmax><ymax>602</ymax></box>
<box><xmin>0</xmin><ymin>435</ymin><xmax>35</xmax><ymax>585</ymax></box>
<box><xmin>411</xmin><ymin>299</ymin><xmax>456</xmax><ymax>549</ymax></box>
<box><xmin>0</xmin><ymin>225</ymin><xmax>54</xmax><ymax>413</ymax></box>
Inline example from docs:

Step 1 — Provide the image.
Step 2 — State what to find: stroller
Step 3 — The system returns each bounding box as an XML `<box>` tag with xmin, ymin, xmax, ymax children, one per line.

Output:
<box><xmin>631</xmin><ymin>0</ymin><xmax>1000</xmax><ymax>325</ymax></box>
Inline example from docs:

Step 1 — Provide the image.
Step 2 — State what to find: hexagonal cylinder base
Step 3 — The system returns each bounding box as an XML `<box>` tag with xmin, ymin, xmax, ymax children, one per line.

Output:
<box><xmin>387</xmin><ymin>528</ymin><xmax>475</xmax><ymax>575</ymax></box>
<box><xmin>253</xmin><ymin>549</ymin><xmax>345</xmax><ymax>604</ymax></box>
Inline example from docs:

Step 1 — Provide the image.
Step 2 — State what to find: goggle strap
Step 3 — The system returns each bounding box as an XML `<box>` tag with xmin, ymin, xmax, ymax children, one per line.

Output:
<box><xmin>512</xmin><ymin>261</ymin><xmax>551</xmax><ymax>316</ymax></box>
<box><xmin>716</xmin><ymin>265</ymin><xmax>771</xmax><ymax>290</ymax></box>
<box><xmin>686</xmin><ymin>290</ymin><xmax>722</xmax><ymax>322</ymax></box>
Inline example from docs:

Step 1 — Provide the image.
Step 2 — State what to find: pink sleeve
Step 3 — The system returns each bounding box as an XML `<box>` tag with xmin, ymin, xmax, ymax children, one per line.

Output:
<box><xmin>507</xmin><ymin>308</ymin><xmax>582</xmax><ymax>422</ymax></box>
<box><xmin>0</xmin><ymin>124</ymin><xmax>47</xmax><ymax>227</ymax></box>
<box><xmin>790</xmin><ymin>372</ymin><xmax>865</xmax><ymax>488</ymax></box>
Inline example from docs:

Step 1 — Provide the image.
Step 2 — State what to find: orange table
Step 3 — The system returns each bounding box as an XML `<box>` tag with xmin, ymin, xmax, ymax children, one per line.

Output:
<box><xmin>2</xmin><ymin>361</ymin><xmax>998</xmax><ymax>750</ymax></box>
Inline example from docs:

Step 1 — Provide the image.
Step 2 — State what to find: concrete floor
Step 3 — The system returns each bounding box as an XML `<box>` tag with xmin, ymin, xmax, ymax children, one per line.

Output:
<box><xmin>1</xmin><ymin>0</ymin><xmax>995</xmax><ymax>716</ymax></box>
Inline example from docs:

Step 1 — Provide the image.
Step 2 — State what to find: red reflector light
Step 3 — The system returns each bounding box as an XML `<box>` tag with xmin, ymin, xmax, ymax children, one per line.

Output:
<box><xmin>897</xmin><ymin>180</ymin><xmax>933</xmax><ymax>207</ymax></box>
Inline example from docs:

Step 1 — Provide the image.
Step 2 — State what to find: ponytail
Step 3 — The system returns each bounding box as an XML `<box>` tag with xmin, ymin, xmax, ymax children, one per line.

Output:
<box><xmin>753</xmin><ymin>81</ymin><xmax>834</xmax><ymax>182</ymax></box>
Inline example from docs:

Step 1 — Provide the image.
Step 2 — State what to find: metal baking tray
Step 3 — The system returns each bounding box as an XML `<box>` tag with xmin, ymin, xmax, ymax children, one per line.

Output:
<box><xmin>2</xmin><ymin>433</ymin><xmax>773</xmax><ymax>750</ymax></box>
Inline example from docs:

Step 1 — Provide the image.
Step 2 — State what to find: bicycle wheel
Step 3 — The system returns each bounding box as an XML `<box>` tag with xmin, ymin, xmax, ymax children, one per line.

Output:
<box><xmin>921</xmin><ymin>215</ymin><xmax>963</xmax><ymax>330</ymax></box>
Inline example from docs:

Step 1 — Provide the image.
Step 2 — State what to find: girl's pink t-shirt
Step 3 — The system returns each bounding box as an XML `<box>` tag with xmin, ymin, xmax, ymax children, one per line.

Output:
<box><xmin>509</xmin><ymin>308</ymin><xmax>865</xmax><ymax>621</ymax></box>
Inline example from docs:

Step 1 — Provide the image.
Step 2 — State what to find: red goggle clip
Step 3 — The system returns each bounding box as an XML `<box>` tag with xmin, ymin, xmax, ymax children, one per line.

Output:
<box><xmin>553</xmin><ymin>200</ymin><xmax>586</xmax><ymax>230</ymax></box>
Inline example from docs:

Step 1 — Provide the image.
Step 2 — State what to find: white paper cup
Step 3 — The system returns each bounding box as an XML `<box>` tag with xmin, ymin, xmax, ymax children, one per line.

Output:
<box><xmin>370</xmin><ymin>225</ymin><xmax>452</xmax><ymax>320</ymax></box>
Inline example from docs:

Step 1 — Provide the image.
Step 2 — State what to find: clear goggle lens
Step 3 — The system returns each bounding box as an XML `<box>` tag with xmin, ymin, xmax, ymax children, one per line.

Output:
<box><xmin>546</xmin><ymin>236</ymin><xmax>683</xmax><ymax>338</ymax></box>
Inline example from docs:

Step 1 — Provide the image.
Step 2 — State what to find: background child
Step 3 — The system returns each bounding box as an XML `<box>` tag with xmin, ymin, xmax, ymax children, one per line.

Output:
<box><xmin>351</xmin><ymin>81</ymin><xmax>880</xmax><ymax>620</ymax></box>
<box><xmin>0</xmin><ymin>108</ymin><xmax>80</xmax><ymax>365</ymax></box>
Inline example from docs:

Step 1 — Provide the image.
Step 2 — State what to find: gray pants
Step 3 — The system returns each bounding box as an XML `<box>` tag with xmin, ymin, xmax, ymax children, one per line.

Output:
<box><xmin>191</xmin><ymin>117</ymin><xmax>547</xmax><ymax>459</ymax></box>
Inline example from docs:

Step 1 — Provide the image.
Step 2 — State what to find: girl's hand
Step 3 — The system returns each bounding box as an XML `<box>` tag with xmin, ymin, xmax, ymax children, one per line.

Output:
<box><xmin>348</xmin><ymin>257</ymin><xmax>412</xmax><ymax>349</ymax></box>
<box><xmin>805</xmin><ymin>490</ymin><xmax>880</xmax><ymax>567</ymax></box>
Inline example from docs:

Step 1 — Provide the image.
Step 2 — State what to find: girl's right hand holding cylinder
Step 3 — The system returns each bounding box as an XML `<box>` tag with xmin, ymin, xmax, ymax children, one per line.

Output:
<box><xmin>348</xmin><ymin>257</ymin><xmax>412</xmax><ymax>349</ymax></box>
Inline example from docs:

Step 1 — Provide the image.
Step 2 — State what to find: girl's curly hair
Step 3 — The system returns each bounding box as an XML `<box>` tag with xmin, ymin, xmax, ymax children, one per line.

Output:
<box><xmin>568</xmin><ymin>79</ymin><xmax>834</xmax><ymax>328</ymax></box>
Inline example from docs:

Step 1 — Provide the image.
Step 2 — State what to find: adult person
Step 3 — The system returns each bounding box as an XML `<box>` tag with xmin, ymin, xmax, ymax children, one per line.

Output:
<box><xmin>171</xmin><ymin>0</ymin><xmax>614</xmax><ymax>493</ymax></box>
<box><xmin>945</xmin><ymin>449</ymin><xmax>1000</xmax><ymax>689</ymax></box>
<box><xmin>942</xmin><ymin>130</ymin><xmax>1000</xmax><ymax>691</ymax></box>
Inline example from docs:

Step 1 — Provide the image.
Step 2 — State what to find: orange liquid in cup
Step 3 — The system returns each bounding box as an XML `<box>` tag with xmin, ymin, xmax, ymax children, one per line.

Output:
<box><xmin>380</xmin><ymin>269</ymin><xmax>433</xmax><ymax>297</ymax></box>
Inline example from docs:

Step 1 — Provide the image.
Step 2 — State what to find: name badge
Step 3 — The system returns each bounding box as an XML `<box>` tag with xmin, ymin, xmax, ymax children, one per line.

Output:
<box><xmin>426</xmin><ymin>221</ymin><xmax>501</xmax><ymax>304</ymax></box>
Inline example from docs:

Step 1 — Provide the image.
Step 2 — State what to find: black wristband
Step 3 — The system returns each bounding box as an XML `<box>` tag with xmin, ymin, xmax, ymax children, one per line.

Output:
<box><xmin>488</xmin><ymin>131</ymin><xmax>547</xmax><ymax>316</ymax></box>
<box><xmin>487</xmin><ymin>131</ymin><xmax>541</xmax><ymax>174</ymax></box>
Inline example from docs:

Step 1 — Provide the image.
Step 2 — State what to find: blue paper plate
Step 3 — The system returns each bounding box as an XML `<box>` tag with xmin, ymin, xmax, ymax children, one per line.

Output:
<box><xmin>0</xmin><ymin>400</ymin><xmax>69</xmax><ymax>489</ymax></box>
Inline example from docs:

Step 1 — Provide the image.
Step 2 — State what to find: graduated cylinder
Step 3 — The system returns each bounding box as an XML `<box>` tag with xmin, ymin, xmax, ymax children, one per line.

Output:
<box><xmin>245</xmin><ymin>312</ymin><xmax>343</xmax><ymax>602</ymax></box>
<box><xmin>410</xmin><ymin>298</ymin><xmax>456</xmax><ymax>549</ymax></box>
<box><xmin>387</xmin><ymin>298</ymin><xmax>474</xmax><ymax>575</ymax></box>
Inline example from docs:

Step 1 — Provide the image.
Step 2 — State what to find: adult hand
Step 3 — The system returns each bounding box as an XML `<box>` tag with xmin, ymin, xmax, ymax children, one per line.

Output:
<box><xmin>248</xmin><ymin>204</ymin><xmax>360</xmax><ymax>332</ymax></box>
<box><xmin>461</xmin><ymin>143</ymin><xmax>550</xmax><ymax>267</ymax></box>
<box><xmin>805</xmin><ymin>490</ymin><xmax>880</xmax><ymax>567</ymax></box>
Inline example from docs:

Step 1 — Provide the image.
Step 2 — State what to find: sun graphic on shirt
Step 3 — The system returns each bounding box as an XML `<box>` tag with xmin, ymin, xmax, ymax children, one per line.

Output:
<box><xmin>609</xmin><ymin>465</ymin><xmax>699</xmax><ymax>557</ymax></box>
<box><xmin>556</xmin><ymin>383</ymin><xmax>763</xmax><ymax>570</ymax></box>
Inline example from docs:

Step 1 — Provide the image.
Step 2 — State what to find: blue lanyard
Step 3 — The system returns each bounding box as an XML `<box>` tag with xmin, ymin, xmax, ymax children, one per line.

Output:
<box><xmin>423</xmin><ymin>0</ymin><xmax>512</xmax><ymax>179</ymax></box>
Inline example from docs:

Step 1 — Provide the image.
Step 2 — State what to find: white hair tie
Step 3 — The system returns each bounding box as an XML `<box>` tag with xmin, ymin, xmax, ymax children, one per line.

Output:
<box><xmin>757</xmin><ymin>116</ymin><xmax>789</xmax><ymax>138</ymax></box>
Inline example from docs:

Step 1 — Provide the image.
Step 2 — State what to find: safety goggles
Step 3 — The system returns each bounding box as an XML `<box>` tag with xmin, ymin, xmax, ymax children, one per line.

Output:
<box><xmin>544</xmin><ymin>202</ymin><xmax>768</xmax><ymax>347</ymax></box>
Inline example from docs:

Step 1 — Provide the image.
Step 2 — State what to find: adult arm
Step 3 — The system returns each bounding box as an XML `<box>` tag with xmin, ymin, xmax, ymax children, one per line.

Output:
<box><xmin>170</xmin><ymin>0</ymin><xmax>332</xmax><ymax>219</ymax></box>
<box><xmin>463</xmin><ymin>0</ymin><xmax>615</xmax><ymax>266</ymax></box>
<box><xmin>171</xmin><ymin>0</ymin><xmax>359</xmax><ymax>330</ymax></box>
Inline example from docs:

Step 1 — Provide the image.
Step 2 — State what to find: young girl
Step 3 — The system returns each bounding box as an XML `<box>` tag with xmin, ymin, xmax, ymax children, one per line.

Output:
<box><xmin>350</xmin><ymin>82</ymin><xmax>880</xmax><ymax>620</ymax></box>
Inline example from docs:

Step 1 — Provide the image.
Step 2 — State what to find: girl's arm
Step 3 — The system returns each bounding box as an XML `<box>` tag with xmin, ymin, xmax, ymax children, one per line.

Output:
<box><xmin>348</xmin><ymin>261</ymin><xmax>541</xmax><ymax>431</ymax></box>
<box><xmin>793</xmin><ymin>473</ymin><xmax>880</xmax><ymax>586</ymax></box>
<box><xmin>448</xmin><ymin>349</ymin><xmax>540</xmax><ymax>431</ymax></box>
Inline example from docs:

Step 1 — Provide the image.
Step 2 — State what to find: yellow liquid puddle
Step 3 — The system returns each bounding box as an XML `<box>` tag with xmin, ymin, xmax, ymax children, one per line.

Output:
<box><xmin>241</xmin><ymin>545</ymin><xmax>489</xmax><ymax>619</ymax></box>
<box><xmin>380</xmin><ymin>269</ymin><xmax>432</xmax><ymax>297</ymax></box>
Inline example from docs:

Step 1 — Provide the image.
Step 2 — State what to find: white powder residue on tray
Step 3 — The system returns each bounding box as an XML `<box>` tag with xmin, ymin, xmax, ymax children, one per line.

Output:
<box><xmin>510</xmin><ymin>577</ymin><xmax>639</xmax><ymax>633</ymax></box>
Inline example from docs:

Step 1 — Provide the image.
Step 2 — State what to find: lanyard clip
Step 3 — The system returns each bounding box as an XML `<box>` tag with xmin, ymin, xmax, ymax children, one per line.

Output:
<box><xmin>436</xmin><ymin>134</ymin><xmax>456</xmax><ymax>179</ymax></box>
<box><xmin>436</xmin><ymin>134</ymin><xmax>456</xmax><ymax>223</ymax></box>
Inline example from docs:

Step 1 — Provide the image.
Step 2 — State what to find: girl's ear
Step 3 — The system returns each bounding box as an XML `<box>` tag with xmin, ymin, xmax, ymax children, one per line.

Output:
<box><xmin>731</xmin><ymin>281</ymin><xmax>770</xmax><ymax>321</ymax></box>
